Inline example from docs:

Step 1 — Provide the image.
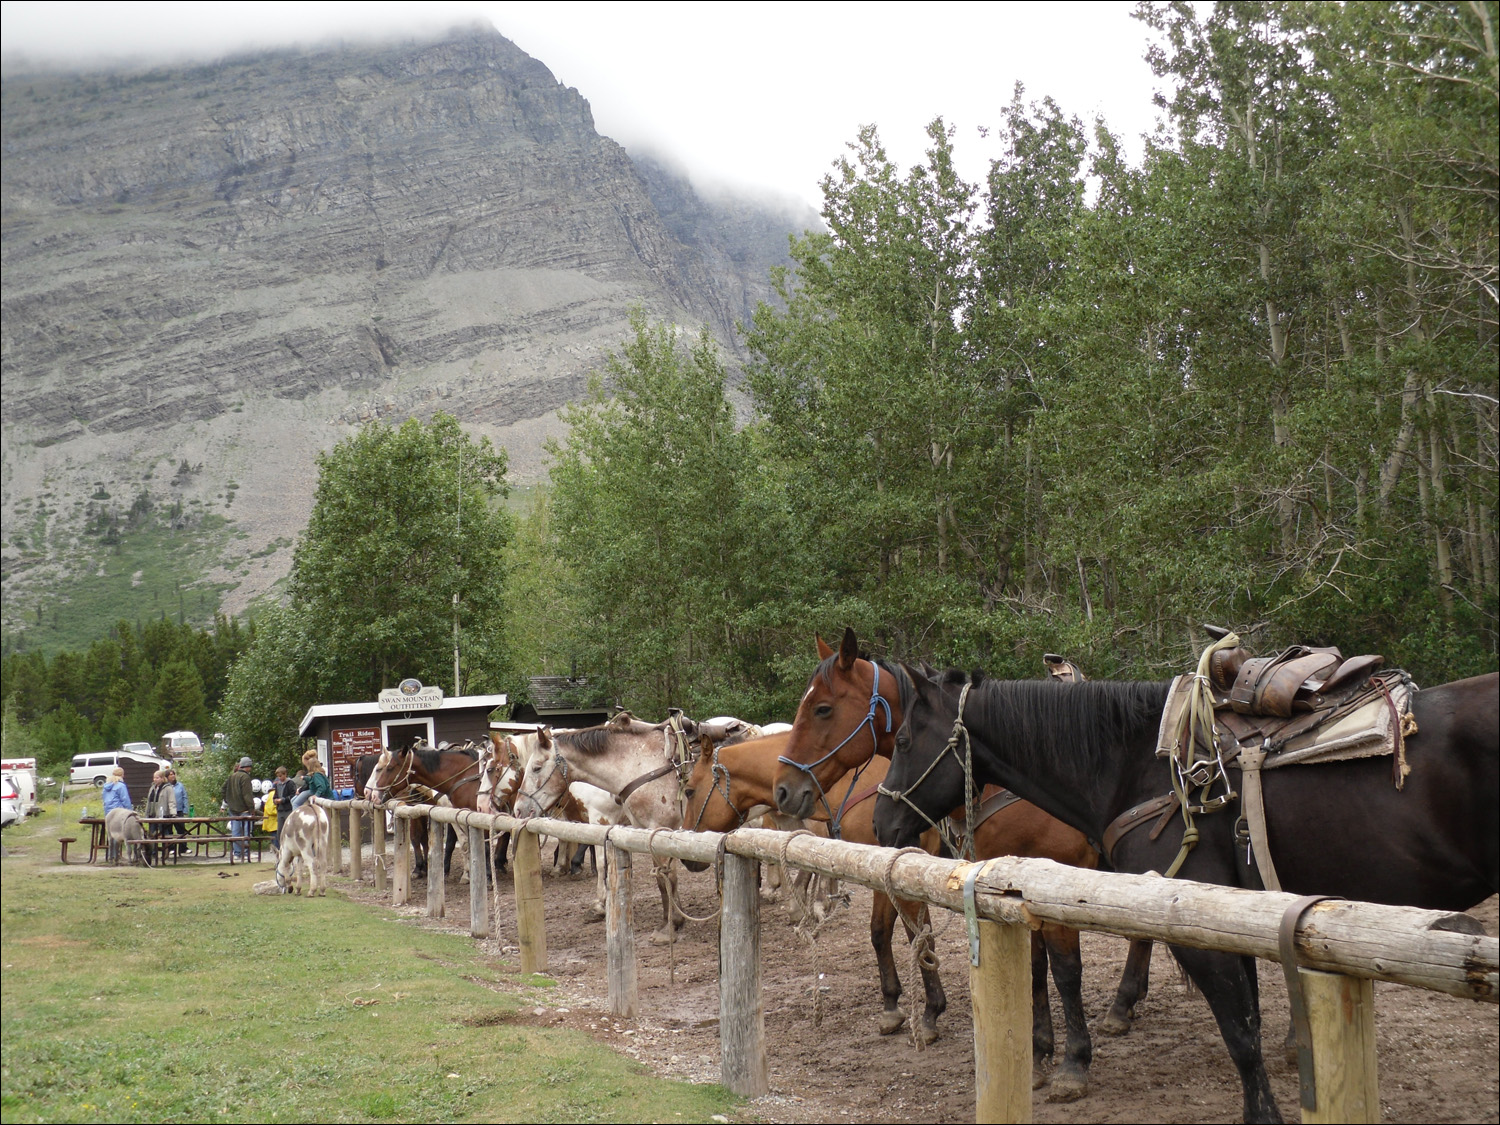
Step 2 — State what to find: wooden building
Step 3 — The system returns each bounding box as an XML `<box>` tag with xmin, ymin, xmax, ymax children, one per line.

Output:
<box><xmin>297</xmin><ymin>692</ymin><xmax>507</xmax><ymax>792</ymax></box>
<box><xmin>506</xmin><ymin>675</ymin><xmax>610</xmax><ymax>730</ymax></box>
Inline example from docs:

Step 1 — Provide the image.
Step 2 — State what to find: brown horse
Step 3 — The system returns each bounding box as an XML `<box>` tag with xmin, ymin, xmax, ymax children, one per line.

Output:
<box><xmin>773</xmin><ymin>630</ymin><xmax>1153</xmax><ymax>1100</ymax></box>
<box><xmin>685</xmin><ymin>729</ymin><xmax>950</xmax><ymax>1043</ymax></box>
<box><xmin>366</xmin><ymin>740</ymin><xmax>484</xmax><ymax>879</ymax></box>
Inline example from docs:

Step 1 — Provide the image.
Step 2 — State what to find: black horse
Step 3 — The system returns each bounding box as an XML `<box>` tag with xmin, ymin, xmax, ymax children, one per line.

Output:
<box><xmin>875</xmin><ymin>667</ymin><xmax>1498</xmax><ymax>1124</ymax></box>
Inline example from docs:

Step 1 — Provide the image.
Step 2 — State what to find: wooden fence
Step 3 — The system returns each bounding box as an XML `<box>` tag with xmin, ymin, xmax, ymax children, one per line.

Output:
<box><xmin>315</xmin><ymin>798</ymin><xmax>1498</xmax><ymax>1124</ymax></box>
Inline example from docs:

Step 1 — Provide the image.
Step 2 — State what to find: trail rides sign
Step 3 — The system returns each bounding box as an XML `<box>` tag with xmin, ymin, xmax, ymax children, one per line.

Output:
<box><xmin>330</xmin><ymin>727</ymin><xmax>381</xmax><ymax>790</ymax></box>
<box><xmin>378</xmin><ymin>678</ymin><xmax>444</xmax><ymax>713</ymax></box>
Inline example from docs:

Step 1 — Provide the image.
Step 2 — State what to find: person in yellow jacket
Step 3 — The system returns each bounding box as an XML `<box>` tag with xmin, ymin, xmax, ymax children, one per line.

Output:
<box><xmin>261</xmin><ymin>785</ymin><xmax>278</xmax><ymax>837</ymax></box>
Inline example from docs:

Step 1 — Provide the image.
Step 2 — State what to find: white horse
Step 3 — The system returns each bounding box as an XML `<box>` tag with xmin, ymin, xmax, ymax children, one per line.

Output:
<box><xmin>105</xmin><ymin>808</ymin><xmax>149</xmax><ymax>866</ymax></box>
<box><xmin>275</xmin><ymin>802</ymin><xmax>330</xmax><ymax>896</ymax></box>
<box><xmin>513</xmin><ymin>713</ymin><xmax>694</xmax><ymax>944</ymax></box>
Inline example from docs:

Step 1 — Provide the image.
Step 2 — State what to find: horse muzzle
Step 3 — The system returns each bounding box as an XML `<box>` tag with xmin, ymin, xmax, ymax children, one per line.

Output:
<box><xmin>774</xmin><ymin>773</ymin><xmax>817</xmax><ymax>819</ymax></box>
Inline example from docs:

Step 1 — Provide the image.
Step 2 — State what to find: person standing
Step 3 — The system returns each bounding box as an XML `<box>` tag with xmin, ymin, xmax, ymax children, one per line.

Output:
<box><xmin>169</xmin><ymin>768</ymin><xmax>190</xmax><ymax>856</ymax></box>
<box><xmin>270</xmin><ymin>766</ymin><xmax>296</xmax><ymax>849</ymax></box>
<box><xmin>221</xmin><ymin>756</ymin><xmax>255</xmax><ymax>861</ymax></box>
<box><xmin>101</xmin><ymin>768</ymin><xmax>132</xmax><ymax>863</ymax></box>
<box><xmin>144</xmin><ymin>770</ymin><xmax>177</xmax><ymax>865</ymax></box>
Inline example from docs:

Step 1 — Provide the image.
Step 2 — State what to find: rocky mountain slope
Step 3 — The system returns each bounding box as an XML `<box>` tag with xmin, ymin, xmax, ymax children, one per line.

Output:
<box><xmin>0</xmin><ymin>24</ymin><xmax>817</xmax><ymax>645</ymax></box>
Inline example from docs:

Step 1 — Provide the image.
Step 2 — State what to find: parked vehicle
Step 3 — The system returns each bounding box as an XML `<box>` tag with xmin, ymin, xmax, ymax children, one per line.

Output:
<box><xmin>0</xmin><ymin>759</ymin><xmax>39</xmax><ymax>816</ymax></box>
<box><xmin>160</xmin><ymin>731</ymin><xmax>203</xmax><ymax>759</ymax></box>
<box><xmin>69</xmin><ymin>748</ymin><xmax>169</xmax><ymax>788</ymax></box>
<box><xmin>1</xmin><ymin>776</ymin><xmax>22</xmax><ymax>827</ymax></box>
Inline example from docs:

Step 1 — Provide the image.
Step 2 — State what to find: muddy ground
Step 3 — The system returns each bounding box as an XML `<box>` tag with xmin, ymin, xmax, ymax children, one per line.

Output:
<box><xmin>346</xmin><ymin>850</ymin><xmax>1498</xmax><ymax>1125</ymax></box>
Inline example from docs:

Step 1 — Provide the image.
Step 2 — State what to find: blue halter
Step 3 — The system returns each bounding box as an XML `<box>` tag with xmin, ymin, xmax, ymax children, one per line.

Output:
<box><xmin>778</xmin><ymin>660</ymin><xmax>894</xmax><ymax>839</ymax></box>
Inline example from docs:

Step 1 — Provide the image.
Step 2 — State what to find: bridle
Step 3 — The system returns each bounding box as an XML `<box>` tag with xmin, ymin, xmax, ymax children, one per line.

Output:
<box><xmin>691</xmin><ymin>740</ymin><xmax>747</xmax><ymax>832</ymax></box>
<box><xmin>778</xmin><ymin>660</ymin><xmax>893</xmax><ymax>839</ymax></box>
<box><xmin>370</xmin><ymin>742</ymin><xmax>484</xmax><ymax>805</ymax></box>
<box><xmin>877</xmin><ymin>680</ymin><xmax>978</xmax><ymax>860</ymax></box>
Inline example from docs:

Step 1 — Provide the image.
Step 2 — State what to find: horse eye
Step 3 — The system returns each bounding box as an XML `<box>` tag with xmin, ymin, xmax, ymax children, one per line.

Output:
<box><xmin>814</xmin><ymin>703</ymin><xmax>833</xmax><ymax>718</ymax></box>
<box><xmin>684</xmin><ymin>788</ymin><xmax>696</xmax><ymax>800</ymax></box>
<box><xmin>895</xmin><ymin>732</ymin><xmax>910</xmax><ymax>753</ymax></box>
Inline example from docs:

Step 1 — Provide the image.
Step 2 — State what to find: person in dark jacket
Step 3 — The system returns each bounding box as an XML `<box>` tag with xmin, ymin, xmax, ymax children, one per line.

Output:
<box><xmin>221</xmin><ymin>756</ymin><xmax>255</xmax><ymax>860</ymax></box>
<box><xmin>270</xmin><ymin>766</ymin><xmax>296</xmax><ymax>849</ymax></box>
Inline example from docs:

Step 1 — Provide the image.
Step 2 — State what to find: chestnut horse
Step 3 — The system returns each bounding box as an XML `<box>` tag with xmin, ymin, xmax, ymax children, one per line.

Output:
<box><xmin>773</xmin><ymin>630</ymin><xmax>1153</xmax><ymax>1100</ymax></box>
<box><xmin>365</xmin><ymin>740</ymin><xmax>484</xmax><ymax>879</ymax></box>
<box><xmin>877</xmin><ymin>665</ymin><xmax>1498</xmax><ymax>1123</ymax></box>
<box><xmin>685</xmin><ymin>728</ymin><xmax>951</xmax><ymax>1043</ymax></box>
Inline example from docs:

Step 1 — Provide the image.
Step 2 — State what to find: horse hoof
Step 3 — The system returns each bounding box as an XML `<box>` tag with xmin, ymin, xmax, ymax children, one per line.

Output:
<box><xmin>1098</xmin><ymin>1009</ymin><xmax>1133</xmax><ymax>1037</ymax></box>
<box><xmin>919</xmin><ymin>1021</ymin><xmax>940</xmax><ymax>1046</ymax></box>
<box><xmin>878</xmin><ymin>1011</ymin><xmax>907</xmax><ymax>1036</ymax></box>
<box><xmin>1046</xmin><ymin>1069</ymin><xmax>1088</xmax><ymax>1103</ymax></box>
<box><xmin>1032</xmin><ymin>1063</ymin><xmax>1050</xmax><ymax>1090</ymax></box>
<box><xmin>586</xmin><ymin>903</ymin><xmax>606</xmax><ymax>920</ymax></box>
<box><xmin>648</xmin><ymin>929</ymin><xmax>677</xmax><ymax>946</ymax></box>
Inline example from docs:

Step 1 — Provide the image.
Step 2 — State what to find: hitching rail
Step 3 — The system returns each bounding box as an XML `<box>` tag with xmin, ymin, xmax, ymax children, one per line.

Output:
<box><xmin>318</xmin><ymin>797</ymin><xmax>1498</xmax><ymax>1124</ymax></box>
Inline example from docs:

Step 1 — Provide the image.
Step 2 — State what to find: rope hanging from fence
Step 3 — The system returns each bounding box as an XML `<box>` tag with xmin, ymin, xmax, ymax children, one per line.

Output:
<box><xmin>882</xmin><ymin>845</ymin><xmax>942</xmax><ymax>1051</ymax></box>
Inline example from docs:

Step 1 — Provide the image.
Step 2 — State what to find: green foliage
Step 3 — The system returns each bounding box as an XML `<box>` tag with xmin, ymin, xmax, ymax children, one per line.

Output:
<box><xmin>220</xmin><ymin>415</ymin><xmax>517</xmax><ymax>764</ymax></box>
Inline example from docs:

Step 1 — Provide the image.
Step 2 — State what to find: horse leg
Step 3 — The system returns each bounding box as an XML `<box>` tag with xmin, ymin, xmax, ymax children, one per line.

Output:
<box><xmin>444</xmin><ymin>826</ymin><xmax>459</xmax><ymax>878</ymax></box>
<box><xmin>1100</xmin><ymin>938</ymin><xmax>1153</xmax><ymax>1036</ymax></box>
<box><xmin>492</xmin><ymin>831</ymin><xmax>510</xmax><ymax>877</ymax></box>
<box><xmin>870</xmin><ymin>891</ymin><xmax>907</xmax><ymax>1036</ymax></box>
<box><xmin>1170</xmin><ymin>945</ymin><xmax>1282</xmax><ymax>1124</ymax></box>
<box><xmin>649</xmin><ymin>858</ymin><xmax>685</xmax><ymax>945</ymax></box>
<box><xmin>588</xmin><ymin>848</ymin><xmax>607</xmax><ymax>919</ymax></box>
<box><xmin>894</xmin><ymin>896</ymin><xmax>947</xmax><ymax>1045</ymax></box>
<box><xmin>1031</xmin><ymin>930</ymin><xmax>1055</xmax><ymax>1088</ymax></box>
<box><xmin>1041</xmin><ymin>924</ymin><xmax>1092</xmax><ymax>1102</ymax></box>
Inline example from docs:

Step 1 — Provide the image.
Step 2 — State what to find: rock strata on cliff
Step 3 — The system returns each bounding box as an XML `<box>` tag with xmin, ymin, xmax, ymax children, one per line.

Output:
<box><xmin>0</xmin><ymin>24</ymin><xmax>817</xmax><ymax>638</ymax></box>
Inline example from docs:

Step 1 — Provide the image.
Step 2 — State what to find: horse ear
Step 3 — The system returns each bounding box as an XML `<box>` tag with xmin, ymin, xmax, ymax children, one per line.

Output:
<box><xmin>608</xmin><ymin>711</ymin><xmax>633</xmax><ymax>730</ymax></box>
<box><xmin>816</xmin><ymin>635</ymin><xmax>835</xmax><ymax>660</ymax></box>
<box><xmin>970</xmin><ymin>669</ymin><xmax>985</xmax><ymax>688</ymax></box>
<box><xmin>538</xmin><ymin>728</ymin><xmax>553</xmax><ymax>749</ymax></box>
<box><xmin>838</xmin><ymin>627</ymin><xmax>859</xmax><ymax>671</ymax></box>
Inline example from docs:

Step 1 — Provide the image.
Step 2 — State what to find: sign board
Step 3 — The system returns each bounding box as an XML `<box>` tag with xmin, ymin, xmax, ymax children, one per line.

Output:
<box><xmin>377</xmin><ymin>678</ymin><xmax>444</xmax><ymax>713</ymax></box>
<box><xmin>329</xmin><ymin>728</ymin><xmax>382</xmax><ymax>790</ymax></box>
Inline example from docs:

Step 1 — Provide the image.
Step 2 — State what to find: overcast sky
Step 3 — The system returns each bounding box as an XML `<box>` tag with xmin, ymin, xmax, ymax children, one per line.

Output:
<box><xmin>1</xmin><ymin>1</ymin><xmax>1171</xmax><ymax>212</ymax></box>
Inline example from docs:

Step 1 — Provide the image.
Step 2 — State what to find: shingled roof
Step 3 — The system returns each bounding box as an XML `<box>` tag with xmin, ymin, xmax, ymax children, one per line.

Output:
<box><xmin>527</xmin><ymin>675</ymin><xmax>606</xmax><ymax>715</ymax></box>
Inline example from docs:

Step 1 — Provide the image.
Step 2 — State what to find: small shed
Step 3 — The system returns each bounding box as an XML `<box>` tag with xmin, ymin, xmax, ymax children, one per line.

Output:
<box><xmin>297</xmin><ymin>692</ymin><xmax>508</xmax><ymax>791</ymax></box>
<box><xmin>508</xmin><ymin>675</ymin><xmax>610</xmax><ymax>730</ymax></box>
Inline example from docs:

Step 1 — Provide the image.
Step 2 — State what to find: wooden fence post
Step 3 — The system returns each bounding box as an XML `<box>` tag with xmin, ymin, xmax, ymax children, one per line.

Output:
<box><xmin>349</xmin><ymin>805</ymin><xmax>363</xmax><ymax>882</ymax></box>
<box><xmin>1300</xmin><ymin>970</ymin><xmax>1380</xmax><ymax>1124</ymax></box>
<box><xmin>373</xmin><ymin>809</ymin><xmax>387</xmax><ymax>894</ymax></box>
<box><xmin>719</xmin><ymin>852</ymin><xmax>768</xmax><ymax>1097</ymax></box>
<box><xmin>970</xmin><ymin>917</ymin><xmax>1032</xmax><ymax>1124</ymax></box>
<box><xmin>468</xmin><ymin>824</ymin><xmax>490</xmax><ymax>938</ymax></box>
<box><xmin>393</xmin><ymin>817</ymin><xmax>410</xmax><ymax>905</ymax></box>
<box><xmin>513</xmin><ymin>827</ymin><xmax>548</xmax><ymax>976</ymax></box>
<box><xmin>606</xmin><ymin>842</ymin><xmax>638</xmax><ymax>1018</ymax></box>
<box><xmin>427</xmin><ymin>815</ymin><xmax>445</xmax><ymax>919</ymax></box>
<box><xmin>327</xmin><ymin>806</ymin><xmax>341</xmax><ymax>876</ymax></box>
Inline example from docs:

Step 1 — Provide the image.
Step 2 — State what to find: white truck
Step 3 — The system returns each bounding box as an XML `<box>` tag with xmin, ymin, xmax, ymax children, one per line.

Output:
<box><xmin>0</xmin><ymin>758</ymin><xmax>40</xmax><ymax>817</ymax></box>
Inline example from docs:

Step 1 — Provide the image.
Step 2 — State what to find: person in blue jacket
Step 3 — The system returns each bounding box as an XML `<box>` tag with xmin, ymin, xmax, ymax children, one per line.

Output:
<box><xmin>102</xmin><ymin>767</ymin><xmax>132</xmax><ymax>814</ymax></box>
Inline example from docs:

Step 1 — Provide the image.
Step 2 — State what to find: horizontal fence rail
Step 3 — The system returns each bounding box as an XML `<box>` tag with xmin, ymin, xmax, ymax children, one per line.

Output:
<box><xmin>318</xmin><ymin>797</ymin><xmax>1497</xmax><ymax>1123</ymax></box>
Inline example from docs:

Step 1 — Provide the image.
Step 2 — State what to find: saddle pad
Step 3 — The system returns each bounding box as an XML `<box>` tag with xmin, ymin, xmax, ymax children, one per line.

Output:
<box><xmin>1265</xmin><ymin>680</ymin><xmax>1414</xmax><ymax>768</ymax></box>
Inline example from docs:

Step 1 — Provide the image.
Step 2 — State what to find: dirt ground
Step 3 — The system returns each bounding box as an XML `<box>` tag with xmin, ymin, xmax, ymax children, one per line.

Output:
<box><xmin>345</xmin><ymin>850</ymin><xmax>1498</xmax><ymax>1125</ymax></box>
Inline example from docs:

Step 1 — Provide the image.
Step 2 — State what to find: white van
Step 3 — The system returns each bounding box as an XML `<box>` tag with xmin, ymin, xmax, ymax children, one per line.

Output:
<box><xmin>69</xmin><ymin>748</ymin><xmax>168</xmax><ymax>787</ymax></box>
<box><xmin>0</xmin><ymin>759</ymin><xmax>39</xmax><ymax>816</ymax></box>
<box><xmin>160</xmin><ymin>731</ymin><xmax>203</xmax><ymax>759</ymax></box>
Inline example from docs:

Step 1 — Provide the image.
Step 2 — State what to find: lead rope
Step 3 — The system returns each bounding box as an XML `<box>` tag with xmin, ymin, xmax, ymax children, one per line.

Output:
<box><xmin>776</xmin><ymin>828</ymin><xmax>834</xmax><ymax>1027</ymax></box>
<box><xmin>881</xmin><ymin>845</ymin><xmax>941</xmax><ymax>1050</ymax></box>
<box><xmin>646</xmin><ymin>827</ymin><xmax>723</xmax><ymax>989</ymax></box>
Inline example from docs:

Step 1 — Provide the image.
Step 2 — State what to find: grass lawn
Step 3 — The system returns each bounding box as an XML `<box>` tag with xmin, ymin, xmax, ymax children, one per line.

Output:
<box><xmin>0</xmin><ymin>802</ymin><xmax>739</xmax><ymax>1123</ymax></box>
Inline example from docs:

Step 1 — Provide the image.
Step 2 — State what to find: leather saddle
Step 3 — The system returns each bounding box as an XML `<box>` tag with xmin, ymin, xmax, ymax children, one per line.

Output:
<box><xmin>1043</xmin><ymin>653</ymin><xmax>1087</xmax><ymax>684</ymax></box>
<box><xmin>1202</xmin><ymin>626</ymin><xmax>1384</xmax><ymax>720</ymax></box>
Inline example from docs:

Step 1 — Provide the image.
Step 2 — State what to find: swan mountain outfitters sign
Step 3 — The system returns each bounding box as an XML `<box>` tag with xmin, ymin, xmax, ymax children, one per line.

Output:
<box><xmin>378</xmin><ymin>679</ymin><xmax>445</xmax><ymax>712</ymax></box>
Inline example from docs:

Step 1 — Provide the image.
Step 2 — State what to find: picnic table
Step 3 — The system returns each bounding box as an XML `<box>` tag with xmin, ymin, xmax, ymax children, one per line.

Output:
<box><xmin>79</xmin><ymin>814</ymin><xmax>269</xmax><ymax>865</ymax></box>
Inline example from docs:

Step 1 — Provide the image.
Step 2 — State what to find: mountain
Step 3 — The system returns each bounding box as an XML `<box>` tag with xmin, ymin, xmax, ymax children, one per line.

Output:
<box><xmin>0</xmin><ymin>24</ymin><xmax>818</xmax><ymax>649</ymax></box>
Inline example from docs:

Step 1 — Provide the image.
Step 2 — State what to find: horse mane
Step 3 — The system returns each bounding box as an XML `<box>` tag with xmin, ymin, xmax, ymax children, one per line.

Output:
<box><xmin>954</xmin><ymin>672</ymin><xmax>1169</xmax><ymax>790</ymax></box>
<box><xmin>558</xmin><ymin>726</ymin><xmax>616</xmax><ymax>757</ymax></box>
<box><xmin>815</xmin><ymin>651</ymin><xmax>914</xmax><ymax>703</ymax></box>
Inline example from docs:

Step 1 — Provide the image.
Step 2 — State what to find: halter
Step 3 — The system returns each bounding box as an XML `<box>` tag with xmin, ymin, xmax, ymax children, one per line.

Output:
<box><xmin>778</xmin><ymin>660</ymin><xmax>894</xmax><ymax>839</ymax></box>
<box><xmin>691</xmin><ymin>741</ymin><xmax>747</xmax><ymax>832</ymax></box>
<box><xmin>877</xmin><ymin>681</ymin><xmax>978</xmax><ymax>860</ymax></box>
<box><xmin>375</xmin><ymin>741</ymin><xmax>485</xmax><ymax>805</ymax></box>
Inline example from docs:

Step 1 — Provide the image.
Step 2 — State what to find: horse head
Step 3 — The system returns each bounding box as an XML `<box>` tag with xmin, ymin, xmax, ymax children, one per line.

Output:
<box><xmin>775</xmin><ymin>627</ymin><xmax>903</xmax><ymax>820</ymax></box>
<box><xmin>366</xmin><ymin>746</ymin><xmax>412</xmax><ymax>807</ymax></box>
<box><xmin>873</xmin><ymin>666</ymin><xmax>976</xmax><ymax>850</ymax></box>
